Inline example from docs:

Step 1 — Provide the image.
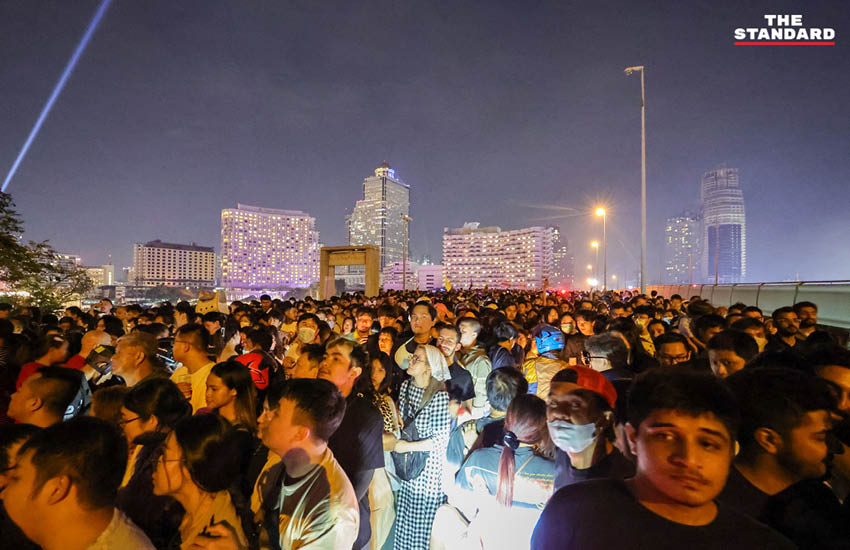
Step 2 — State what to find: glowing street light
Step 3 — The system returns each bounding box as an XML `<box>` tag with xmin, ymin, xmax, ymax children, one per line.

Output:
<box><xmin>595</xmin><ymin>207</ymin><xmax>607</xmax><ymax>291</ymax></box>
<box><xmin>586</xmin><ymin>264</ymin><xmax>593</xmax><ymax>271</ymax></box>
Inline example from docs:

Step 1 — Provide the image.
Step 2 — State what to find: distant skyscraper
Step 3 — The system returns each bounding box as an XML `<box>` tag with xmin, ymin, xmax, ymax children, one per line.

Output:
<box><xmin>664</xmin><ymin>211</ymin><xmax>701</xmax><ymax>284</ymax></box>
<box><xmin>551</xmin><ymin>226</ymin><xmax>574</xmax><ymax>288</ymax></box>
<box><xmin>443</xmin><ymin>223</ymin><xmax>555</xmax><ymax>290</ymax></box>
<box><xmin>700</xmin><ymin>167</ymin><xmax>746</xmax><ymax>283</ymax></box>
<box><xmin>347</xmin><ymin>162</ymin><xmax>410</xmax><ymax>270</ymax></box>
<box><xmin>133</xmin><ymin>240</ymin><xmax>216</xmax><ymax>288</ymax></box>
<box><xmin>220</xmin><ymin>204</ymin><xmax>319</xmax><ymax>295</ymax></box>
<box><xmin>55</xmin><ymin>253</ymin><xmax>82</xmax><ymax>272</ymax></box>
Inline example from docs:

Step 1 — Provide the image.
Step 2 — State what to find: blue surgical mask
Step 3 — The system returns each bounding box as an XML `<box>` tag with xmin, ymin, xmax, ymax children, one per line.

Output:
<box><xmin>548</xmin><ymin>419</ymin><xmax>597</xmax><ymax>453</ymax></box>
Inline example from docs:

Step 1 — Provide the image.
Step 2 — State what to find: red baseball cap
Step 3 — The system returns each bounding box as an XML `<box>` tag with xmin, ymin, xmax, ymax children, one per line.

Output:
<box><xmin>554</xmin><ymin>365</ymin><xmax>618</xmax><ymax>410</ymax></box>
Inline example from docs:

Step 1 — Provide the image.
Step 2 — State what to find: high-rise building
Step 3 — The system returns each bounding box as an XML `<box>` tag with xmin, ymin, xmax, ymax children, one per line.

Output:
<box><xmin>220</xmin><ymin>204</ymin><xmax>319</xmax><ymax>295</ymax></box>
<box><xmin>551</xmin><ymin>227</ymin><xmax>575</xmax><ymax>288</ymax></box>
<box><xmin>133</xmin><ymin>240</ymin><xmax>216</xmax><ymax>288</ymax></box>
<box><xmin>664</xmin><ymin>211</ymin><xmax>701</xmax><ymax>284</ymax></box>
<box><xmin>347</xmin><ymin>162</ymin><xmax>410</xmax><ymax>270</ymax></box>
<box><xmin>443</xmin><ymin>223</ymin><xmax>554</xmax><ymax>290</ymax></box>
<box><xmin>700</xmin><ymin>167</ymin><xmax>746</xmax><ymax>283</ymax></box>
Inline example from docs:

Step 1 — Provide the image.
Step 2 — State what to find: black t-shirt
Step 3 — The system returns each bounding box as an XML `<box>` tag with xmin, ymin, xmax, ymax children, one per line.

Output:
<box><xmin>717</xmin><ymin>465</ymin><xmax>770</xmax><ymax>520</ymax></box>
<box><xmin>328</xmin><ymin>394</ymin><xmax>385</xmax><ymax>476</ymax></box>
<box><xmin>327</xmin><ymin>393</ymin><xmax>384</xmax><ymax>549</ymax></box>
<box><xmin>531</xmin><ymin>478</ymin><xmax>795</xmax><ymax>550</ymax></box>
<box><xmin>553</xmin><ymin>446</ymin><xmax>635</xmax><ymax>491</ymax></box>
<box><xmin>721</xmin><ymin>469</ymin><xmax>850</xmax><ymax>550</ymax></box>
<box><xmin>445</xmin><ymin>360</ymin><xmax>475</xmax><ymax>402</ymax></box>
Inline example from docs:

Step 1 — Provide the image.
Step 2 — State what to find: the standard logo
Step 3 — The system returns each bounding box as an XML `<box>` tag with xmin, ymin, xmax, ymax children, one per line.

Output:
<box><xmin>734</xmin><ymin>14</ymin><xmax>835</xmax><ymax>45</ymax></box>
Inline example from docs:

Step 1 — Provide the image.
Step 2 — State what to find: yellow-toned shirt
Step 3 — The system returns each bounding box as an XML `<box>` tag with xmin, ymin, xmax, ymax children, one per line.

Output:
<box><xmin>170</xmin><ymin>362</ymin><xmax>214</xmax><ymax>413</ymax></box>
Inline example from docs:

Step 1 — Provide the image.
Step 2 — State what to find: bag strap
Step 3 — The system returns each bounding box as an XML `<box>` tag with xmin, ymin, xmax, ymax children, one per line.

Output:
<box><xmin>403</xmin><ymin>377</ymin><xmax>441</xmax><ymax>427</ymax></box>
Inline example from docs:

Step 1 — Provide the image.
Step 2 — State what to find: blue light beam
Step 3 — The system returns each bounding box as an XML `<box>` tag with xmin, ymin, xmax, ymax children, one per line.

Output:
<box><xmin>2</xmin><ymin>0</ymin><xmax>113</xmax><ymax>193</ymax></box>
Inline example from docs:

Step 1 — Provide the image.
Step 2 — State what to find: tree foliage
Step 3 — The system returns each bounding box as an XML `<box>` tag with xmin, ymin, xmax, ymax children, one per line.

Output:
<box><xmin>0</xmin><ymin>192</ymin><xmax>93</xmax><ymax>313</ymax></box>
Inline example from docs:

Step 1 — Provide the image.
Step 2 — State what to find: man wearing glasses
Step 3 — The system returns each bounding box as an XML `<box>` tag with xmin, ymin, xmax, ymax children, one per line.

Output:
<box><xmin>654</xmin><ymin>333</ymin><xmax>693</xmax><ymax>368</ymax></box>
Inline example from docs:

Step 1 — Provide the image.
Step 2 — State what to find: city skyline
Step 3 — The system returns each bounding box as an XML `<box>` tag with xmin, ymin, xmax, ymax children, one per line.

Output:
<box><xmin>2</xmin><ymin>1</ymin><xmax>848</xmax><ymax>284</ymax></box>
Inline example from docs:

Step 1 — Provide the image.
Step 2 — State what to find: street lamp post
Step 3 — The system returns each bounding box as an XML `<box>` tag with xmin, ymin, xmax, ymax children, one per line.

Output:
<box><xmin>591</xmin><ymin>241</ymin><xmax>599</xmax><ymax>286</ymax></box>
<box><xmin>402</xmin><ymin>214</ymin><xmax>412</xmax><ymax>291</ymax></box>
<box><xmin>595</xmin><ymin>208</ymin><xmax>607</xmax><ymax>291</ymax></box>
<box><xmin>625</xmin><ymin>65</ymin><xmax>646</xmax><ymax>293</ymax></box>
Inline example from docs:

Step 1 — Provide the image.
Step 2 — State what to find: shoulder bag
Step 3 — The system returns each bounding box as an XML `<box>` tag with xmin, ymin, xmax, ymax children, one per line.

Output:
<box><xmin>391</xmin><ymin>377</ymin><xmax>441</xmax><ymax>481</ymax></box>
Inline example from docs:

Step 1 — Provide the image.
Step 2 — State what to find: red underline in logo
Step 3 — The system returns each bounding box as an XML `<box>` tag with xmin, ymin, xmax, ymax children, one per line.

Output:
<box><xmin>734</xmin><ymin>41</ymin><xmax>835</xmax><ymax>46</ymax></box>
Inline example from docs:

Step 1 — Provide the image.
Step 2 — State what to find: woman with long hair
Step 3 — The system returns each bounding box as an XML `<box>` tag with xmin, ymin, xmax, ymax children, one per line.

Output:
<box><xmin>389</xmin><ymin>344</ymin><xmax>452</xmax><ymax>550</ymax></box>
<box><xmin>152</xmin><ymin>413</ymin><xmax>250</xmax><ymax>550</ymax></box>
<box><xmin>368</xmin><ymin>352</ymin><xmax>402</xmax><ymax>550</ymax></box>
<box><xmin>436</xmin><ymin>393</ymin><xmax>555</xmax><ymax>550</ymax></box>
<box><xmin>205</xmin><ymin>360</ymin><xmax>257</xmax><ymax>431</ymax></box>
<box><xmin>116</xmin><ymin>378</ymin><xmax>192</xmax><ymax>549</ymax></box>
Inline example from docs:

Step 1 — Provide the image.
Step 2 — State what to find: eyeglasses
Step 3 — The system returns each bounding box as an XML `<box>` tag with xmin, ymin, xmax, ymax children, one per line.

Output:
<box><xmin>658</xmin><ymin>353</ymin><xmax>690</xmax><ymax>363</ymax></box>
<box><xmin>409</xmin><ymin>355</ymin><xmax>424</xmax><ymax>366</ymax></box>
<box><xmin>157</xmin><ymin>453</ymin><xmax>181</xmax><ymax>466</ymax></box>
<box><xmin>118</xmin><ymin>416</ymin><xmax>140</xmax><ymax>427</ymax></box>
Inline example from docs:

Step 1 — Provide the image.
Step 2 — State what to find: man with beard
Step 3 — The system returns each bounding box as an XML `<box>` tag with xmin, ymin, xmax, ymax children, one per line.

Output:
<box><xmin>719</xmin><ymin>368</ymin><xmax>848</xmax><ymax>549</ymax></box>
<box><xmin>436</xmin><ymin>323</ymin><xmax>475</xmax><ymax>415</ymax></box>
<box><xmin>764</xmin><ymin>307</ymin><xmax>801</xmax><ymax>353</ymax></box>
<box><xmin>793</xmin><ymin>301</ymin><xmax>819</xmax><ymax>342</ymax></box>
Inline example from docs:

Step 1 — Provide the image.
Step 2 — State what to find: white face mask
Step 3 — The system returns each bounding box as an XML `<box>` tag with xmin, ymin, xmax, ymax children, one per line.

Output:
<box><xmin>297</xmin><ymin>326</ymin><xmax>317</xmax><ymax>344</ymax></box>
<box><xmin>589</xmin><ymin>356</ymin><xmax>612</xmax><ymax>372</ymax></box>
<box><xmin>548</xmin><ymin>420</ymin><xmax>597</xmax><ymax>453</ymax></box>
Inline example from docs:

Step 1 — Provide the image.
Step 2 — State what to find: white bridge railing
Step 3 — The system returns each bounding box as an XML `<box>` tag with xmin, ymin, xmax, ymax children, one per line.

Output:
<box><xmin>648</xmin><ymin>281</ymin><xmax>850</xmax><ymax>330</ymax></box>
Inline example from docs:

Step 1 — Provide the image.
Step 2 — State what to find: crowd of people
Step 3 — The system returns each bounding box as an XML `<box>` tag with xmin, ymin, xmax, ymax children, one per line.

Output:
<box><xmin>0</xmin><ymin>288</ymin><xmax>848</xmax><ymax>549</ymax></box>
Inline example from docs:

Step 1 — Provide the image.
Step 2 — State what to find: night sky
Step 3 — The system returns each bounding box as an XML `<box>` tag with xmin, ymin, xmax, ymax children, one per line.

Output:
<box><xmin>1</xmin><ymin>0</ymin><xmax>848</xmax><ymax>285</ymax></box>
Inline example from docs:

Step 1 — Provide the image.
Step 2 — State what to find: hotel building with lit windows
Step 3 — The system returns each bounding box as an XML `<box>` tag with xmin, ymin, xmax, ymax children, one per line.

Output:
<box><xmin>132</xmin><ymin>240</ymin><xmax>216</xmax><ymax>288</ymax></box>
<box><xmin>442</xmin><ymin>223</ymin><xmax>555</xmax><ymax>290</ymax></box>
<box><xmin>220</xmin><ymin>204</ymin><xmax>319</xmax><ymax>296</ymax></box>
